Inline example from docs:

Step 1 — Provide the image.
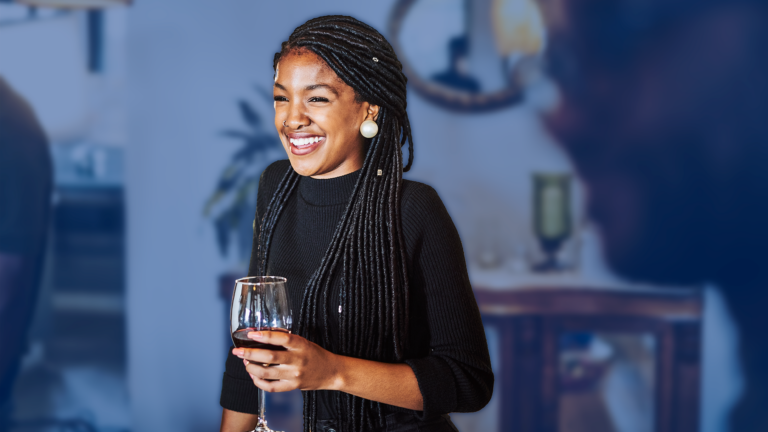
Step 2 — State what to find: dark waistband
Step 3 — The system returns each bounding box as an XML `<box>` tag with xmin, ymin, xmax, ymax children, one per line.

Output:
<box><xmin>315</xmin><ymin>413</ymin><xmax>457</xmax><ymax>432</ymax></box>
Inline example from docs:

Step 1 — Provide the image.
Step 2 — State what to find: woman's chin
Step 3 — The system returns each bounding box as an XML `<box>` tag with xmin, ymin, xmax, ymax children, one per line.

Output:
<box><xmin>287</xmin><ymin>156</ymin><xmax>321</xmax><ymax>177</ymax></box>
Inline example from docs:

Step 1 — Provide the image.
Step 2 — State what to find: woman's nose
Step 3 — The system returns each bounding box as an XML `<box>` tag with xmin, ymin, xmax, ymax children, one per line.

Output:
<box><xmin>284</xmin><ymin>104</ymin><xmax>310</xmax><ymax>129</ymax></box>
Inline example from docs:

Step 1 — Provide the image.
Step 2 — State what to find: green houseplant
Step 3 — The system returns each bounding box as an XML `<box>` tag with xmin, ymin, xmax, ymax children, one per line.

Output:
<box><xmin>204</xmin><ymin>87</ymin><xmax>281</xmax><ymax>264</ymax></box>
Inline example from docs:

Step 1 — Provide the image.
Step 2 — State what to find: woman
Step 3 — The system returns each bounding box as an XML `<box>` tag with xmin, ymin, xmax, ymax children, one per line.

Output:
<box><xmin>220</xmin><ymin>15</ymin><xmax>493</xmax><ymax>432</ymax></box>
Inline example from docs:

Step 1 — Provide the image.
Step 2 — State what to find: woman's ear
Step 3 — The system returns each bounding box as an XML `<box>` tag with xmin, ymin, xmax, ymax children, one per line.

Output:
<box><xmin>366</xmin><ymin>104</ymin><xmax>380</xmax><ymax>122</ymax></box>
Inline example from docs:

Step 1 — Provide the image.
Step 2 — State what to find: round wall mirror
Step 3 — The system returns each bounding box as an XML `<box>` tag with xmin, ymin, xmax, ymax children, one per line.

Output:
<box><xmin>389</xmin><ymin>0</ymin><xmax>548</xmax><ymax>112</ymax></box>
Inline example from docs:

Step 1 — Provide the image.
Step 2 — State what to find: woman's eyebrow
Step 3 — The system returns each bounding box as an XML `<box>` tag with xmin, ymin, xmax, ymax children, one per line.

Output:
<box><xmin>305</xmin><ymin>84</ymin><xmax>339</xmax><ymax>96</ymax></box>
<box><xmin>273</xmin><ymin>82</ymin><xmax>339</xmax><ymax>96</ymax></box>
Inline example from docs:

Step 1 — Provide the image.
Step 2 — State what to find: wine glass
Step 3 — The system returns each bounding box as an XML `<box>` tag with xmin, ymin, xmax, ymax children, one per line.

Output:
<box><xmin>231</xmin><ymin>276</ymin><xmax>292</xmax><ymax>432</ymax></box>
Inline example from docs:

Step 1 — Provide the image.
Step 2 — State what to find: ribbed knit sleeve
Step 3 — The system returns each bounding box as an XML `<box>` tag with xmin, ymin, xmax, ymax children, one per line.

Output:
<box><xmin>401</xmin><ymin>183</ymin><xmax>494</xmax><ymax>419</ymax></box>
<box><xmin>220</xmin><ymin>160</ymin><xmax>290</xmax><ymax>414</ymax></box>
<box><xmin>220</xmin><ymin>350</ymin><xmax>260</xmax><ymax>414</ymax></box>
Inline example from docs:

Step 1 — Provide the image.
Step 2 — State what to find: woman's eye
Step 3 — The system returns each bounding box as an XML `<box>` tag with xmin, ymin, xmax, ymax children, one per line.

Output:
<box><xmin>274</xmin><ymin>96</ymin><xmax>288</xmax><ymax>102</ymax></box>
<box><xmin>308</xmin><ymin>97</ymin><xmax>329</xmax><ymax>103</ymax></box>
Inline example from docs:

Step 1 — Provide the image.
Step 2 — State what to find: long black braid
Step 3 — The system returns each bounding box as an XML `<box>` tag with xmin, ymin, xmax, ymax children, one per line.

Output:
<box><xmin>254</xmin><ymin>15</ymin><xmax>415</xmax><ymax>432</ymax></box>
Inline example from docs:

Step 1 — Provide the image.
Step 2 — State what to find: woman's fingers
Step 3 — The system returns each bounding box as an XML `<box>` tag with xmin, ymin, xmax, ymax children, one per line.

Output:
<box><xmin>246</xmin><ymin>330</ymin><xmax>295</xmax><ymax>349</ymax></box>
<box><xmin>244</xmin><ymin>362</ymin><xmax>298</xmax><ymax>392</ymax></box>
<box><xmin>236</xmin><ymin>347</ymin><xmax>288</xmax><ymax>365</ymax></box>
<box><xmin>244</xmin><ymin>362</ymin><xmax>283</xmax><ymax>380</ymax></box>
<box><xmin>250</xmin><ymin>376</ymin><xmax>294</xmax><ymax>393</ymax></box>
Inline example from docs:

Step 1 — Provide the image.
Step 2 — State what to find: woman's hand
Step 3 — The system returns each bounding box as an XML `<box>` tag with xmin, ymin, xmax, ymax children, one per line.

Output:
<box><xmin>232</xmin><ymin>331</ymin><xmax>340</xmax><ymax>393</ymax></box>
<box><xmin>232</xmin><ymin>330</ymin><xmax>424</xmax><ymax>410</ymax></box>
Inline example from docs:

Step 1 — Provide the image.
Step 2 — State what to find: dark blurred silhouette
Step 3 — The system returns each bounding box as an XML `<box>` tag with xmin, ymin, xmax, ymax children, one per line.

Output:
<box><xmin>0</xmin><ymin>76</ymin><xmax>52</xmax><ymax>429</ymax></box>
<box><xmin>432</xmin><ymin>35</ymin><xmax>481</xmax><ymax>93</ymax></box>
<box><xmin>546</xmin><ymin>0</ymin><xmax>768</xmax><ymax>430</ymax></box>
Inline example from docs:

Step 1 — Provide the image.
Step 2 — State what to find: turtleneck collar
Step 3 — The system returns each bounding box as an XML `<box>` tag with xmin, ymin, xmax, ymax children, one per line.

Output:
<box><xmin>298</xmin><ymin>169</ymin><xmax>360</xmax><ymax>206</ymax></box>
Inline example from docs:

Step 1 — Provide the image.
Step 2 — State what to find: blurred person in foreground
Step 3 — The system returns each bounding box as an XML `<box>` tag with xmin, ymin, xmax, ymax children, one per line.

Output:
<box><xmin>0</xmin><ymin>76</ymin><xmax>52</xmax><ymax>429</ymax></box>
<box><xmin>546</xmin><ymin>0</ymin><xmax>768</xmax><ymax>430</ymax></box>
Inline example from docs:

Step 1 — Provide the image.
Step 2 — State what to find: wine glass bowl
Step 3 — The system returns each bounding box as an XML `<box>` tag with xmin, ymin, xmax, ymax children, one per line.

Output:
<box><xmin>230</xmin><ymin>276</ymin><xmax>292</xmax><ymax>432</ymax></box>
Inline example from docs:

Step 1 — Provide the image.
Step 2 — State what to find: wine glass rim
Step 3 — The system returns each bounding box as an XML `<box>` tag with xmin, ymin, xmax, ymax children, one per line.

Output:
<box><xmin>236</xmin><ymin>276</ymin><xmax>287</xmax><ymax>285</ymax></box>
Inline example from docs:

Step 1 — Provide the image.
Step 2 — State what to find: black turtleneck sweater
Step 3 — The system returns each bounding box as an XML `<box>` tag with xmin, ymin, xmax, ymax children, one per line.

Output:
<box><xmin>220</xmin><ymin>160</ymin><xmax>493</xmax><ymax>428</ymax></box>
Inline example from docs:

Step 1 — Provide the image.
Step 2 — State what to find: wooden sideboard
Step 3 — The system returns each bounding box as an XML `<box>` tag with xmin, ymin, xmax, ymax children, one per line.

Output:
<box><xmin>475</xmin><ymin>286</ymin><xmax>702</xmax><ymax>432</ymax></box>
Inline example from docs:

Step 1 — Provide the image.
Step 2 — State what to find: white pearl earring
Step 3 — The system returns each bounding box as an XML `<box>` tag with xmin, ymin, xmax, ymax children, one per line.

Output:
<box><xmin>360</xmin><ymin>120</ymin><xmax>378</xmax><ymax>138</ymax></box>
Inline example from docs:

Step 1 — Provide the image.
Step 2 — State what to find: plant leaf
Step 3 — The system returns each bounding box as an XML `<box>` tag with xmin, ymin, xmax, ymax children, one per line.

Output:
<box><xmin>254</xmin><ymin>85</ymin><xmax>274</xmax><ymax>105</ymax></box>
<box><xmin>238</xmin><ymin>100</ymin><xmax>260</xmax><ymax>127</ymax></box>
<box><xmin>203</xmin><ymin>190</ymin><xmax>225</xmax><ymax>217</ymax></box>
<box><xmin>216</xmin><ymin>167</ymin><xmax>243</xmax><ymax>192</ymax></box>
<box><xmin>214</xmin><ymin>214</ymin><xmax>230</xmax><ymax>256</ymax></box>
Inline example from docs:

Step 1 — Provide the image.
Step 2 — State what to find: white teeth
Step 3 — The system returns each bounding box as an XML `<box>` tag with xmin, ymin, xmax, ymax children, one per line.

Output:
<box><xmin>291</xmin><ymin>137</ymin><xmax>323</xmax><ymax>146</ymax></box>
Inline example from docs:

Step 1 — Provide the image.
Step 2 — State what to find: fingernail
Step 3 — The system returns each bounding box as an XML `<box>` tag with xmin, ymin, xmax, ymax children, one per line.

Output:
<box><xmin>248</xmin><ymin>331</ymin><xmax>263</xmax><ymax>339</ymax></box>
<box><xmin>249</xmin><ymin>373</ymin><xmax>254</xmax><ymax>379</ymax></box>
<box><xmin>233</xmin><ymin>348</ymin><xmax>244</xmax><ymax>357</ymax></box>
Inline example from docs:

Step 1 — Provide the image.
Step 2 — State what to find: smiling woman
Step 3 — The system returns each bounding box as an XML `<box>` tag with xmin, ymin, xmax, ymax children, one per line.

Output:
<box><xmin>219</xmin><ymin>15</ymin><xmax>493</xmax><ymax>432</ymax></box>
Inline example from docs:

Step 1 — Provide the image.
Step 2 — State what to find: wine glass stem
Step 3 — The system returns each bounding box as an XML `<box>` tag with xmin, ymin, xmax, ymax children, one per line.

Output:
<box><xmin>257</xmin><ymin>388</ymin><xmax>267</xmax><ymax>427</ymax></box>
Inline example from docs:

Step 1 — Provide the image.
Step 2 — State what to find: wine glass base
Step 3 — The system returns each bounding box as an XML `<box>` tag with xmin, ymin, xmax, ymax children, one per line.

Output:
<box><xmin>249</xmin><ymin>419</ymin><xmax>283</xmax><ymax>432</ymax></box>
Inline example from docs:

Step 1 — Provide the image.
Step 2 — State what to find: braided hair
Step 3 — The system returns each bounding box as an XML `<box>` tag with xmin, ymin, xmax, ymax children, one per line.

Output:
<box><xmin>254</xmin><ymin>15</ymin><xmax>414</xmax><ymax>432</ymax></box>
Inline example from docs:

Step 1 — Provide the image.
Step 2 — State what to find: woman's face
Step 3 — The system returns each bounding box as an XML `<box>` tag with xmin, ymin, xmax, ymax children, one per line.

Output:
<box><xmin>274</xmin><ymin>49</ymin><xmax>378</xmax><ymax>178</ymax></box>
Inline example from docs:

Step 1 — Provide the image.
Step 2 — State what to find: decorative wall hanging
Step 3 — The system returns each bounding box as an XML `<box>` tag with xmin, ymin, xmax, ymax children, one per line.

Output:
<box><xmin>389</xmin><ymin>0</ymin><xmax>548</xmax><ymax>112</ymax></box>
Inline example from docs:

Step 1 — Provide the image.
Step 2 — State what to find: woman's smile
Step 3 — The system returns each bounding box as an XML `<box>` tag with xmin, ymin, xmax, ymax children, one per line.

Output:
<box><xmin>287</xmin><ymin>132</ymin><xmax>326</xmax><ymax>156</ymax></box>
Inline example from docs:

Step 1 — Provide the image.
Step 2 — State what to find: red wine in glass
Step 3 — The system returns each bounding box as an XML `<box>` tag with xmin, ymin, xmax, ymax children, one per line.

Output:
<box><xmin>232</xmin><ymin>327</ymin><xmax>289</xmax><ymax>351</ymax></box>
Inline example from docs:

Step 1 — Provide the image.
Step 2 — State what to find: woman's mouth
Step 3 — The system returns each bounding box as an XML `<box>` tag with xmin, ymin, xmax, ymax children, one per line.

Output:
<box><xmin>288</xmin><ymin>135</ymin><xmax>325</xmax><ymax>156</ymax></box>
